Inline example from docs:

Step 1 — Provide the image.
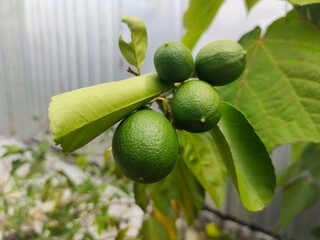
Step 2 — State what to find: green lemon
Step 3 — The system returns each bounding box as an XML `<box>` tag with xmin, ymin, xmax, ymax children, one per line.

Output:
<box><xmin>195</xmin><ymin>40</ymin><xmax>246</xmax><ymax>86</ymax></box>
<box><xmin>112</xmin><ymin>108</ymin><xmax>179</xmax><ymax>184</ymax></box>
<box><xmin>171</xmin><ymin>80</ymin><xmax>222</xmax><ymax>133</ymax></box>
<box><xmin>154</xmin><ymin>41</ymin><xmax>194</xmax><ymax>83</ymax></box>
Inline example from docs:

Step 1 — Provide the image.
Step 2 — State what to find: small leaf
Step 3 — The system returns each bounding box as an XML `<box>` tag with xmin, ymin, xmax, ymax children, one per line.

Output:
<box><xmin>178</xmin><ymin>130</ymin><xmax>227</xmax><ymax>208</ymax></box>
<box><xmin>115</xmin><ymin>227</ymin><xmax>129</xmax><ymax>240</ymax></box>
<box><xmin>275</xmin><ymin>177</ymin><xmax>319</xmax><ymax>230</ymax></box>
<box><xmin>290</xmin><ymin>0</ymin><xmax>320</xmax><ymax>5</ymax></box>
<box><xmin>10</xmin><ymin>160</ymin><xmax>27</xmax><ymax>175</ymax></box>
<box><xmin>134</xmin><ymin>183</ymin><xmax>148</xmax><ymax>212</ymax></box>
<box><xmin>2</xmin><ymin>144</ymin><xmax>24</xmax><ymax>157</ymax></box>
<box><xmin>212</xmin><ymin>102</ymin><xmax>276</xmax><ymax>211</ymax></box>
<box><xmin>182</xmin><ymin>0</ymin><xmax>224</xmax><ymax>50</ymax></box>
<box><xmin>49</xmin><ymin>73</ymin><xmax>170</xmax><ymax>152</ymax></box>
<box><xmin>142</xmin><ymin>215</ymin><xmax>170</xmax><ymax>240</ymax></box>
<box><xmin>119</xmin><ymin>16</ymin><xmax>148</xmax><ymax>74</ymax></box>
<box><xmin>300</xmin><ymin>143</ymin><xmax>320</xmax><ymax>179</ymax></box>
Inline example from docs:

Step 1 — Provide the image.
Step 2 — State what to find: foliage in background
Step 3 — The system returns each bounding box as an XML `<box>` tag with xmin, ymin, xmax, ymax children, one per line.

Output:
<box><xmin>0</xmin><ymin>136</ymin><xmax>141</xmax><ymax>240</ymax></box>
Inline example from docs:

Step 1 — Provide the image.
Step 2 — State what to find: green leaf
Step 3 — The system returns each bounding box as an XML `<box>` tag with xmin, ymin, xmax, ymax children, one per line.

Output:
<box><xmin>275</xmin><ymin>177</ymin><xmax>319</xmax><ymax>230</ymax></box>
<box><xmin>49</xmin><ymin>73</ymin><xmax>170</xmax><ymax>152</ymax></box>
<box><xmin>115</xmin><ymin>227</ymin><xmax>129</xmax><ymax>240</ymax></box>
<box><xmin>10</xmin><ymin>160</ymin><xmax>27</xmax><ymax>175</ymax></box>
<box><xmin>182</xmin><ymin>0</ymin><xmax>224</xmax><ymax>50</ymax></box>
<box><xmin>174</xmin><ymin>158</ymin><xmax>205</xmax><ymax>224</ymax></box>
<box><xmin>244</xmin><ymin>0</ymin><xmax>259</xmax><ymax>11</ymax></box>
<box><xmin>2</xmin><ymin>144</ymin><xmax>24</xmax><ymax>157</ymax></box>
<box><xmin>300</xmin><ymin>143</ymin><xmax>320</xmax><ymax>179</ymax></box>
<box><xmin>290</xmin><ymin>0</ymin><xmax>320</xmax><ymax>5</ymax></box>
<box><xmin>212</xmin><ymin>102</ymin><xmax>275</xmax><ymax>211</ymax></box>
<box><xmin>119</xmin><ymin>16</ymin><xmax>148</xmax><ymax>74</ymax></box>
<box><xmin>178</xmin><ymin>131</ymin><xmax>227</xmax><ymax>208</ymax></box>
<box><xmin>220</xmin><ymin>10</ymin><xmax>320</xmax><ymax>152</ymax></box>
<box><xmin>141</xmin><ymin>215</ymin><xmax>170</xmax><ymax>240</ymax></box>
<box><xmin>134</xmin><ymin>183</ymin><xmax>148</xmax><ymax>212</ymax></box>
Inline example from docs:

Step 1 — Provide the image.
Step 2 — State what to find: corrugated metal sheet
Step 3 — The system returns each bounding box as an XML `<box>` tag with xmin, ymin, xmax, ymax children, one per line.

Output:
<box><xmin>0</xmin><ymin>0</ymin><xmax>121</xmax><ymax>138</ymax></box>
<box><xmin>0</xmin><ymin>0</ymin><xmax>185</xmax><ymax>139</ymax></box>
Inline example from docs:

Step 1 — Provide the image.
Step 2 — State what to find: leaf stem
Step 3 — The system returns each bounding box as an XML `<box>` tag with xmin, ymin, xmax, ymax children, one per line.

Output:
<box><xmin>127</xmin><ymin>67</ymin><xmax>140</xmax><ymax>76</ymax></box>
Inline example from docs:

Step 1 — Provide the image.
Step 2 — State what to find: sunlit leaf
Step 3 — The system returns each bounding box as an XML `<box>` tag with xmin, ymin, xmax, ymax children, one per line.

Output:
<box><xmin>182</xmin><ymin>0</ymin><xmax>224</xmax><ymax>50</ymax></box>
<box><xmin>178</xmin><ymin>131</ymin><xmax>227</xmax><ymax>208</ymax></box>
<box><xmin>211</xmin><ymin>102</ymin><xmax>275</xmax><ymax>211</ymax></box>
<box><xmin>220</xmin><ymin>10</ymin><xmax>320</xmax><ymax>152</ymax></box>
<box><xmin>119</xmin><ymin>16</ymin><xmax>148</xmax><ymax>74</ymax></box>
<box><xmin>49</xmin><ymin>73</ymin><xmax>170</xmax><ymax>152</ymax></box>
<box><xmin>275</xmin><ymin>177</ymin><xmax>319</xmax><ymax>230</ymax></box>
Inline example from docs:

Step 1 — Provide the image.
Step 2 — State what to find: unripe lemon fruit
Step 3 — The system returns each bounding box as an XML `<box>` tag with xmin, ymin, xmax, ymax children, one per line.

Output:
<box><xmin>171</xmin><ymin>80</ymin><xmax>222</xmax><ymax>133</ymax></box>
<box><xmin>195</xmin><ymin>40</ymin><xmax>246</xmax><ymax>86</ymax></box>
<box><xmin>112</xmin><ymin>108</ymin><xmax>179</xmax><ymax>184</ymax></box>
<box><xmin>154</xmin><ymin>41</ymin><xmax>194</xmax><ymax>83</ymax></box>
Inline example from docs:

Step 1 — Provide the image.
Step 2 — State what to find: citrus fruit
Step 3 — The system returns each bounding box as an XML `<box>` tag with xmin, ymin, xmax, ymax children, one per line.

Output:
<box><xmin>112</xmin><ymin>108</ymin><xmax>179</xmax><ymax>184</ymax></box>
<box><xmin>194</xmin><ymin>40</ymin><xmax>246</xmax><ymax>86</ymax></box>
<box><xmin>154</xmin><ymin>41</ymin><xmax>194</xmax><ymax>83</ymax></box>
<box><xmin>171</xmin><ymin>80</ymin><xmax>222</xmax><ymax>133</ymax></box>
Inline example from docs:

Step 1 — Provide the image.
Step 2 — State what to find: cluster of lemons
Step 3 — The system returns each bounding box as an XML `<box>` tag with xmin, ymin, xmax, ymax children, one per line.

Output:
<box><xmin>112</xmin><ymin>40</ymin><xmax>246</xmax><ymax>184</ymax></box>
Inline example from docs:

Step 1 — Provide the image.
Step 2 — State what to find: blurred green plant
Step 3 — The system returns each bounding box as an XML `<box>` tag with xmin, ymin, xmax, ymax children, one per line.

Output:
<box><xmin>0</xmin><ymin>136</ymin><xmax>140</xmax><ymax>240</ymax></box>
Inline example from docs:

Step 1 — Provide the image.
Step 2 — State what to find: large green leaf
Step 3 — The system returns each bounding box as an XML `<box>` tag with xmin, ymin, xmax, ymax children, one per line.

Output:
<box><xmin>49</xmin><ymin>73</ymin><xmax>170</xmax><ymax>152</ymax></box>
<box><xmin>274</xmin><ymin>177</ymin><xmax>319</xmax><ymax>230</ymax></box>
<box><xmin>149</xmin><ymin>172</ymin><xmax>180</xmax><ymax>220</ymax></box>
<box><xmin>182</xmin><ymin>0</ymin><xmax>224</xmax><ymax>50</ymax></box>
<box><xmin>119</xmin><ymin>16</ymin><xmax>148</xmax><ymax>74</ymax></box>
<box><xmin>211</xmin><ymin>102</ymin><xmax>275</xmax><ymax>211</ymax></box>
<box><xmin>178</xmin><ymin>131</ymin><xmax>227</xmax><ymax>208</ymax></box>
<box><xmin>174</xmin><ymin>158</ymin><xmax>205</xmax><ymax>224</ymax></box>
<box><xmin>220</xmin><ymin>10</ymin><xmax>320</xmax><ymax>152</ymax></box>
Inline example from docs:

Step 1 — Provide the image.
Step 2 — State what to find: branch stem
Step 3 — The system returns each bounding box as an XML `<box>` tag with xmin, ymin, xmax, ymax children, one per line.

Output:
<box><xmin>203</xmin><ymin>205</ymin><xmax>281</xmax><ymax>239</ymax></box>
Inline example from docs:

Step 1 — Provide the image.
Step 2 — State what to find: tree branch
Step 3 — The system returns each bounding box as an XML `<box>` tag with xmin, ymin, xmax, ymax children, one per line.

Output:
<box><xmin>203</xmin><ymin>205</ymin><xmax>282</xmax><ymax>240</ymax></box>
